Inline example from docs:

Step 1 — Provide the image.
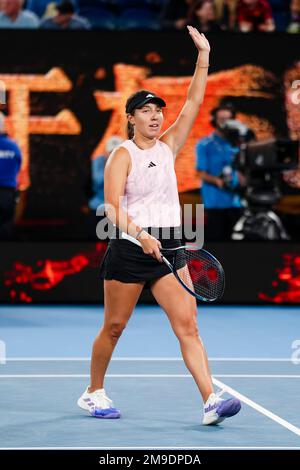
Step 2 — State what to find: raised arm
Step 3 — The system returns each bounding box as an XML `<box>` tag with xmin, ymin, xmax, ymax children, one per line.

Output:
<box><xmin>160</xmin><ymin>26</ymin><xmax>210</xmax><ymax>157</ymax></box>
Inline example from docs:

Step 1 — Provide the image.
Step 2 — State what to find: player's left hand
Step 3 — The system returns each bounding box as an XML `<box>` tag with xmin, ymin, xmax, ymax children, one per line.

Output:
<box><xmin>187</xmin><ymin>26</ymin><xmax>210</xmax><ymax>53</ymax></box>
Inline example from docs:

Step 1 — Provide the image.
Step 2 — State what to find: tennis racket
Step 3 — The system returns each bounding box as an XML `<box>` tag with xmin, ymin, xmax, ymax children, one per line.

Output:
<box><xmin>120</xmin><ymin>231</ymin><xmax>225</xmax><ymax>302</ymax></box>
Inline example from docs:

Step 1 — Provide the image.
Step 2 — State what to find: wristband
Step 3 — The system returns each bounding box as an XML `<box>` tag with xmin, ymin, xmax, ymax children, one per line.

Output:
<box><xmin>136</xmin><ymin>228</ymin><xmax>145</xmax><ymax>240</ymax></box>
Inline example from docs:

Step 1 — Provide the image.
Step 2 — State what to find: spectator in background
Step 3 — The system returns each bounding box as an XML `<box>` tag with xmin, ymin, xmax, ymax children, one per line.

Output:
<box><xmin>0</xmin><ymin>0</ymin><xmax>39</xmax><ymax>28</ymax></box>
<box><xmin>40</xmin><ymin>0</ymin><xmax>90</xmax><ymax>29</ymax></box>
<box><xmin>41</xmin><ymin>2</ymin><xmax>61</xmax><ymax>20</ymax></box>
<box><xmin>82</xmin><ymin>135</ymin><xmax>123</xmax><ymax>239</ymax></box>
<box><xmin>195</xmin><ymin>104</ymin><xmax>243</xmax><ymax>241</ymax></box>
<box><xmin>215</xmin><ymin>0</ymin><xmax>238</xmax><ymax>30</ymax></box>
<box><xmin>237</xmin><ymin>0</ymin><xmax>275</xmax><ymax>31</ymax></box>
<box><xmin>0</xmin><ymin>113</ymin><xmax>22</xmax><ymax>240</ymax></box>
<box><xmin>159</xmin><ymin>0</ymin><xmax>194</xmax><ymax>30</ymax></box>
<box><xmin>88</xmin><ymin>136</ymin><xmax>123</xmax><ymax>212</ymax></box>
<box><xmin>188</xmin><ymin>0</ymin><xmax>221</xmax><ymax>31</ymax></box>
<box><xmin>287</xmin><ymin>0</ymin><xmax>300</xmax><ymax>33</ymax></box>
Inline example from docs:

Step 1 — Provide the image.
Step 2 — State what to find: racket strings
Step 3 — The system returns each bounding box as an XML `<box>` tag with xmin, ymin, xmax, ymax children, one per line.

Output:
<box><xmin>173</xmin><ymin>248</ymin><xmax>225</xmax><ymax>300</ymax></box>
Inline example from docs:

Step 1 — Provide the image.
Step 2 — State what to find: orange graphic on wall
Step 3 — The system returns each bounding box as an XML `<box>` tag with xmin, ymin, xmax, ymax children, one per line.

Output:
<box><xmin>0</xmin><ymin>68</ymin><xmax>81</xmax><ymax>190</ymax></box>
<box><xmin>2</xmin><ymin>63</ymin><xmax>294</xmax><ymax>193</ymax></box>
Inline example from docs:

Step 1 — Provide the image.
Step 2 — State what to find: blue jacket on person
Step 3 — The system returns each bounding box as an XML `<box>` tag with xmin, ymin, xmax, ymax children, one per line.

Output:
<box><xmin>0</xmin><ymin>134</ymin><xmax>22</xmax><ymax>189</ymax></box>
<box><xmin>196</xmin><ymin>132</ymin><xmax>242</xmax><ymax>209</ymax></box>
<box><xmin>88</xmin><ymin>155</ymin><xmax>106</xmax><ymax>211</ymax></box>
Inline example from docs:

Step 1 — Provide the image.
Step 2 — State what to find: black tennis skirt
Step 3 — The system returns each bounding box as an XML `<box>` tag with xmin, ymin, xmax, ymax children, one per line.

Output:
<box><xmin>100</xmin><ymin>226</ymin><xmax>182</xmax><ymax>288</ymax></box>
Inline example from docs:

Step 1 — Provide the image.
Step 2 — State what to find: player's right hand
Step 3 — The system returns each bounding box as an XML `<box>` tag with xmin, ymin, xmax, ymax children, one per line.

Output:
<box><xmin>139</xmin><ymin>233</ymin><xmax>163</xmax><ymax>262</ymax></box>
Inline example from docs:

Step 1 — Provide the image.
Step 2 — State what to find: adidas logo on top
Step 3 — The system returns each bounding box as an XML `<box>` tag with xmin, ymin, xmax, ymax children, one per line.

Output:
<box><xmin>148</xmin><ymin>161</ymin><xmax>156</xmax><ymax>168</ymax></box>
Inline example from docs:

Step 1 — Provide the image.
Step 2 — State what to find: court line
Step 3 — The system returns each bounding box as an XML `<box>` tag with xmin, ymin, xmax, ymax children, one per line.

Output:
<box><xmin>3</xmin><ymin>357</ymin><xmax>297</xmax><ymax>362</ymax></box>
<box><xmin>1</xmin><ymin>374</ymin><xmax>300</xmax><ymax>378</ymax></box>
<box><xmin>213</xmin><ymin>377</ymin><xmax>300</xmax><ymax>437</ymax></box>
<box><xmin>1</xmin><ymin>374</ymin><xmax>299</xmax><ymax>440</ymax></box>
<box><xmin>217</xmin><ymin>375</ymin><xmax>300</xmax><ymax>378</ymax></box>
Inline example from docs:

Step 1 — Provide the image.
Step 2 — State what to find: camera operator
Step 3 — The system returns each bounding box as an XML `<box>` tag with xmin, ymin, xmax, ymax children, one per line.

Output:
<box><xmin>195</xmin><ymin>103</ymin><xmax>244</xmax><ymax>241</ymax></box>
<box><xmin>0</xmin><ymin>112</ymin><xmax>22</xmax><ymax>240</ymax></box>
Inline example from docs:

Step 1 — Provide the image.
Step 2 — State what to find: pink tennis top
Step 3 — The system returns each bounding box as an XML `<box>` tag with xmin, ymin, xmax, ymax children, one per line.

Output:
<box><xmin>118</xmin><ymin>139</ymin><xmax>181</xmax><ymax>228</ymax></box>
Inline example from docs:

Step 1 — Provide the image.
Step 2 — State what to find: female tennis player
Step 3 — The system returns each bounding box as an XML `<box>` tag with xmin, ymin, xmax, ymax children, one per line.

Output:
<box><xmin>78</xmin><ymin>26</ymin><xmax>241</xmax><ymax>425</ymax></box>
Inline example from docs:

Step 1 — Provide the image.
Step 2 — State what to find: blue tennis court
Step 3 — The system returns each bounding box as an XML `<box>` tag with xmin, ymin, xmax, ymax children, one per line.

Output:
<box><xmin>1</xmin><ymin>7</ymin><xmax>300</xmax><ymax>464</ymax></box>
<box><xmin>0</xmin><ymin>305</ymin><xmax>299</xmax><ymax>450</ymax></box>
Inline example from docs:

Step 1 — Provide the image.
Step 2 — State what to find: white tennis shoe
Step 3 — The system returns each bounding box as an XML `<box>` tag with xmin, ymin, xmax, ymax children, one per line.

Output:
<box><xmin>202</xmin><ymin>390</ymin><xmax>241</xmax><ymax>425</ymax></box>
<box><xmin>77</xmin><ymin>387</ymin><xmax>121</xmax><ymax>419</ymax></box>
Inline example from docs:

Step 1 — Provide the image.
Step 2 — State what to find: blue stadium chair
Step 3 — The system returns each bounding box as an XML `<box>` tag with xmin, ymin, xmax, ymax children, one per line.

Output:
<box><xmin>117</xmin><ymin>0</ymin><xmax>165</xmax><ymax>11</ymax></box>
<box><xmin>27</xmin><ymin>0</ymin><xmax>79</xmax><ymax>17</ymax></box>
<box><xmin>272</xmin><ymin>12</ymin><xmax>290</xmax><ymax>31</ymax></box>
<box><xmin>77</xmin><ymin>0</ymin><xmax>114</xmax><ymax>6</ymax></box>
<box><xmin>269</xmin><ymin>0</ymin><xmax>290</xmax><ymax>31</ymax></box>
<box><xmin>78</xmin><ymin>6</ymin><xmax>117</xmax><ymax>29</ymax></box>
<box><xmin>269</xmin><ymin>0</ymin><xmax>290</xmax><ymax>8</ymax></box>
<box><xmin>117</xmin><ymin>0</ymin><xmax>149</xmax><ymax>7</ymax></box>
<box><xmin>118</xmin><ymin>8</ymin><xmax>159</xmax><ymax>30</ymax></box>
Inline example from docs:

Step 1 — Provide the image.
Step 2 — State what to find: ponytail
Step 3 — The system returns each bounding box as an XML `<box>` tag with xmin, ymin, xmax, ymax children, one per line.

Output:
<box><xmin>127</xmin><ymin>121</ymin><xmax>134</xmax><ymax>139</ymax></box>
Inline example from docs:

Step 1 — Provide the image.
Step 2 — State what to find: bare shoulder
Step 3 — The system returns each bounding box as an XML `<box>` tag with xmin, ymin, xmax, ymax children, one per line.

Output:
<box><xmin>105</xmin><ymin>145</ymin><xmax>131</xmax><ymax>171</ymax></box>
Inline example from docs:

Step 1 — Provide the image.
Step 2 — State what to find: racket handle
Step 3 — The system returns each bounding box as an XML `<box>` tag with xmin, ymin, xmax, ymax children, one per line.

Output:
<box><xmin>120</xmin><ymin>231</ymin><xmax>142</xmax><ymax>247</ymax></box>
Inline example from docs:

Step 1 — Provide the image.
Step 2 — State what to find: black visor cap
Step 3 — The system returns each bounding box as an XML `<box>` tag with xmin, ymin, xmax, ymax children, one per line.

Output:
<box><xmin>126</xmin><ymin>91</ymin><xmax>166</xmax><ymax>114</ymax></box>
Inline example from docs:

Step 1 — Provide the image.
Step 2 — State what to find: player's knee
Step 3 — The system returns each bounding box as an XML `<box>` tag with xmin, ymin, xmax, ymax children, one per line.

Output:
<box><xmin>107</xmin><ymin>321</ymin><xmax>127</xmax><ymax>339</ymax></box>
<box><xmin>174</xmin><ymin>316</ymin><xmax>199</xmax><ymax>340</ymax></box>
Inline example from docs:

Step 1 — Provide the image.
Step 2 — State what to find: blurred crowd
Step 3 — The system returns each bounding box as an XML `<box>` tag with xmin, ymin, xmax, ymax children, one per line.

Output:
<box><xmin>0</xmin><ymin>0</ymin><xmax>299</xmax><ymax>32</ymax></box>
